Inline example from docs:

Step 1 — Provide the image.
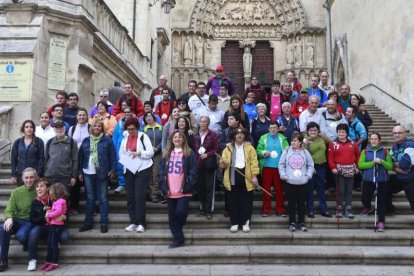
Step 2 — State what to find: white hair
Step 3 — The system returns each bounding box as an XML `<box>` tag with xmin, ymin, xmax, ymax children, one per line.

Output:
<box><xmin>256</xmin><ymin>103</ymin><xmax>267</xmax><ymax>111</ymax></box>
<box><xmin>282</xmin><ymin>102</ymin><xmax>291</xmax><ymax>108</ymax></box>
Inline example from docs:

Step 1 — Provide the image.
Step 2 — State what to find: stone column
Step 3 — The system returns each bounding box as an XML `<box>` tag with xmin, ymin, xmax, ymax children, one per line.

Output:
<box><xmin>239</xmin><ymin>40</ymin><xmax>256</xmax><ymax>89</ymax></box>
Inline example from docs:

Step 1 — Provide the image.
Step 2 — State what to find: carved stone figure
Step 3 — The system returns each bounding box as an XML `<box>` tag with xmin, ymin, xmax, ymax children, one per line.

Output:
<box><xmin>253</xmin><ymin>1</ymin><xmax>264</xmax><ymax>20</ymax></box>
<box><xmin>306</xmin><ymin>36</ymin><xmax>314</xmax><ymax>66</ymax></box>
<box><xmin>173</xmin><ymin>37</ymin><xmax>182</xmax><ymax>65</ymax></box>
<box><xmin>194</xmin><ymin>35</ymin><xmax>204</xmax><ymax>65</ymax></box>
<box><xmin>183</xmin><ymin>35</ymin><xmax>193</xmax><ymax>65</ymax></box>
<box><xmin>204</xmin><ymin>38</ymin><xmax>212</xmax><ymax>65</ymax></box>
<box><xmin>243</xmin><ymin>47</ymin><xmax>252</xmax><ymax>78</ymax></box>
<box><xmin>294</xmin><ymin>36</ymin><xmax>303</xmax><ymax>66</ymax></box>
<box><xmin>286</xmin><ymin>38</ymin><xmax>294</xmax><ymax>65</ymax></box>
<box><xmin>244</xmin><ymin>4</ymin><xmax>254</xmax><ymax>20</ymax></box>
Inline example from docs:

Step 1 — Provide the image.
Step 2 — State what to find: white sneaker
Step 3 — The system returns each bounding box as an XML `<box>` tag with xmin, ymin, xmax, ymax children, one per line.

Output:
<box><xmin>125</xmin><ymin>224</ymin><xmax>138</xmax><ymax>232</ymax></box>
<box><xmin>27</xmin><ymin>259</ymin><xmax>37</xmax><ymax>271</ymax></box>
<box><xmin>114</xmin><ymin>186</ymin><xmax>125</xmax><ymax>193</ymax></box>
<box><xmin>136</xmin><ymin>225</ymin><xmax>145</xmax><ymax>233</ymax></box>
<box><xmin>242</xmin><ymin>225</ymin><xmax>250</xmax><ymax>233</ymax></box>
<box><xmin>230</xmin><ymin>225</ymin><xmax>238</xmax><ymax>233</ymax></box>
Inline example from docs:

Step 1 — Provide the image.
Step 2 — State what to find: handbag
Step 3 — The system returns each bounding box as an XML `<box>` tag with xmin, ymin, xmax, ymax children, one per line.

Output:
<box><xmin>336</xmin><ymin>163</ymin><xmax>357</xmax><ymax>178</ymax></box>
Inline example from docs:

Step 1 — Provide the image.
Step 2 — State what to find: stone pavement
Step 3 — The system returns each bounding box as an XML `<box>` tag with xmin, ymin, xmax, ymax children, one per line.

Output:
<box><xmin>2</xmin><ymin>264</ymin><xmax>414</xmax><ymax>276</ymax></box>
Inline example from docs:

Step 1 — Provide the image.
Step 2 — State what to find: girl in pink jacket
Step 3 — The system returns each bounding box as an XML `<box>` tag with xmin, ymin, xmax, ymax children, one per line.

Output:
<box><xmin>39</xmin><ymin>183</ymin><xmax>68</xmax><ymax>272</ymax></box>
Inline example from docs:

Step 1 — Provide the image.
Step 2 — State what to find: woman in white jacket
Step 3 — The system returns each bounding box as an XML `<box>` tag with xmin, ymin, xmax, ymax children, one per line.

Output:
<box><xmin>119</xmin><ymin>117</ymin><xmax>154</xmax><ymax>233</ymax></box>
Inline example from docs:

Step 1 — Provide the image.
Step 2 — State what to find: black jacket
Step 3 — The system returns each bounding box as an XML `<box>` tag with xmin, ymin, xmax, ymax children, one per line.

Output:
<box><xmin>158</xmin><ymin>151</ymin><xmax>198</xmax><ymax>196</ymax></box>
<box><xmin>30</xmin><ymin>198</ymin><xmax>51</xmax><ymax>226</ymax></box>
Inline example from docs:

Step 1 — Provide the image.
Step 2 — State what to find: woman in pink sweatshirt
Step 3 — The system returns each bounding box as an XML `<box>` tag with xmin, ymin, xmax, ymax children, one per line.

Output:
<box><xmin>39</xmin><ymin>183</ymin><xmax>68</xmax><ymax>272</ymax></box>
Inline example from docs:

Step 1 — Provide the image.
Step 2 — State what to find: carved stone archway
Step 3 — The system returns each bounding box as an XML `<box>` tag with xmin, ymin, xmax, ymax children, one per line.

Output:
<box><xmin>171</xmin><ymin>0</ymin><xmax>327</xmax><ymax>94</ymax></box>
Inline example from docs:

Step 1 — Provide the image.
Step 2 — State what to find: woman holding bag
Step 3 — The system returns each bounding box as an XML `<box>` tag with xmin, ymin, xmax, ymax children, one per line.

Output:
<box><xmin>119</xmin><ymin>118</ymin><xmax>154</xmax><ymax>233</ymax></box>
<box><xmin>194</xmin><ymin>116</ymin><xmax>220</xmax><ymax>219</ymax></box>
<box><xmin>328</xmin><ymin>123</ymin><xmax>361</xmax><ymax>219</ymax></box>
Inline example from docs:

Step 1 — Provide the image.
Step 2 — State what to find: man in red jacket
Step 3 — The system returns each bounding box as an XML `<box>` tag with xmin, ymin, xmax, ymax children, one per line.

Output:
<box><xmin>284</xmin><ymin>71</ymin><xmax>302</xmax><ymax>93</ymax></box>
<box><xmin>111</xmin><ymin>82</ymin><xmax>144</xmax><ymax>117</ymax></box>
<box><xmin>155</xmin><ymin>88</ymin><xmax>176</xmax><ymax>125</ymax></box>
<box><xmin>291</xmin><ymin>88</ymin><xmax>310</xmax><ymax>118</ymax></box>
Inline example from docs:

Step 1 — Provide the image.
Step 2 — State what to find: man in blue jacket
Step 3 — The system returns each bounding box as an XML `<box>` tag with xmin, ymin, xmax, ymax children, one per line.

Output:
<box><xmin>387</xmin><ymin>125</ymin><xmax>414</xmax><ymax>214</ymax></box>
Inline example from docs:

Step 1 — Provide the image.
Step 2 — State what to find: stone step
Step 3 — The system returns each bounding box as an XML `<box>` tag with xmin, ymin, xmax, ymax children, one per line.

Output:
<box><xmin>16</xmin><ymin>213</ymin><xmax>412</xmax><ymax>229</ymax></box>
<box><xmin>6</xmin><ymin>244</ymin><xmax>414</xmax><ymax>265</ymax></box>
<box><xmin>1</xmin><ymin>198</ymin><xmax>410</xmax><ymax>215</ymax></box>
<box><xmin>57</xmin><ymin>228</ymin><xmax>414</xmax><ymax>246</ymax></box>
<box><xmin>2</xmin><ymin>264</ymin><xmax>413</xmax><ymax>276</ymax></box>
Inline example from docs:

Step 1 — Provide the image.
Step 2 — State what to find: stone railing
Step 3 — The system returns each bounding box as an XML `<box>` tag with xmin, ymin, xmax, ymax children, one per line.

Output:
<box><xmin>360</xmin><ymin>83</ymin><xmax>414</xmax><ymax>132</ymax></box>
<box><xmin>0</xmin><ymin>105</ymin><xmax>13</xmax><ymax>162</ymax></box>
<box><xmin>0</xmin><ymin>0</ymin><xmax>150</xmax><ymax>86</ymax></box>
<box><xmin>80</xmin><ymin>0</ymin><xmax>149</xmax><ymax>82</ymax></box>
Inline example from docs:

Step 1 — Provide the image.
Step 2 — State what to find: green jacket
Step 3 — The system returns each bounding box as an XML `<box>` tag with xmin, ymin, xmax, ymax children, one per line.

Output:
<box><xmin>257</xmin><ymin>132</ymin><xmax>289</xmax><ymax>171</ymax></box>
<box><xmin>4</xmin><ymin>185</ymin><xmax>36</xmax><ymax>220</ymax></box>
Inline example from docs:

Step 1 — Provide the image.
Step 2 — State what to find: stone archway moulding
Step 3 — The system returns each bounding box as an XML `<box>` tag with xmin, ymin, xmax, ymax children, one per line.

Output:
<box><xmin>188</xmin><ymin>0</ymin><xmax>309</xmax><ymax>41</ymax></box>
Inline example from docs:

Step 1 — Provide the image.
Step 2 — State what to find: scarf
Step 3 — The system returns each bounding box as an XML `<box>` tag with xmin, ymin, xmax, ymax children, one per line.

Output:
<box><xmin>90</xmin><ymin>133</ymin><xmax>103</xmax><ymax>167</ymax></box>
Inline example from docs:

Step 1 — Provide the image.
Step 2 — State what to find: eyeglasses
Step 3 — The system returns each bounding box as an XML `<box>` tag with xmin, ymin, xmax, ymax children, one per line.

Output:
<box><xmin>216</xmin><ymin>70</ymin><xmax>223</xmax><ymax>73</ymax></box>
<box><xmin>124</xmin><ymin>111</ymin><xmax>131</xmax><ymax>114</ymax></box>
<box><xmin>393</xmin><ymin>132</ymin><xmax>405</xmax><ymax>135</ymax></box>
<box><xmin>178</xmin><ymin>102</ymin><xmax>186</xmax><ymax>105</ymax></box>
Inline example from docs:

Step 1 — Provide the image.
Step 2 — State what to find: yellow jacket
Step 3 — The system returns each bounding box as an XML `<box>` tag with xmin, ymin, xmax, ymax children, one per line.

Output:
<box><xmin>220</xmin><ymin>143</ymin><xmax>259</xmax><ymax>192</ymax></box>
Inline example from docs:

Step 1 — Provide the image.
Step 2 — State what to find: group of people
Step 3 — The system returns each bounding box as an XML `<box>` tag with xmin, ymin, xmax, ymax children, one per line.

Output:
<box><xmin>2</xmin><ymin>67</ymin><xmax>414</xmax><ymax>272</ymax></box>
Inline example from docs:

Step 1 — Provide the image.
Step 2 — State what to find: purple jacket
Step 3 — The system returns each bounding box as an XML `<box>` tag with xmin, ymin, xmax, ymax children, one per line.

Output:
<box><xmin>206</xmin><ymin>77</ymin><xmax>235</xmax><ymax>96</ymax></box>
<box><xmin>194</xmin><ymin>130</ymin><xmax>220</xmax><ymax>168</ymax></box>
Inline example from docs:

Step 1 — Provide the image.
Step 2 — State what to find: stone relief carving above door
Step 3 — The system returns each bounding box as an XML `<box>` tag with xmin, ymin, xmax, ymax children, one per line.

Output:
<box><xmin>190</xmin><ymin>0</ymin><xmax>308</xmax><ymax>40</ymax></box>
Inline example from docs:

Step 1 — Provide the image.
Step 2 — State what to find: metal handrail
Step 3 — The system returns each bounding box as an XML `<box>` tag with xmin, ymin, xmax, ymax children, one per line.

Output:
<box><xmin>360</xmin><ymin>83</ymin><xmax>414</xmax><ymax>112</ymax></box>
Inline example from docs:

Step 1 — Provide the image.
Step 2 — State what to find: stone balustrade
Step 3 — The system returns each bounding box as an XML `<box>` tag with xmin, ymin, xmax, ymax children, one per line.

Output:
<box><xmin>0</xmin><ymin>0</ymin><xmax>150</xmax><ymax>85</ymax></box>
<box><xmin>0</xmin><ymin>105</ymin><xmax>13</xmax><ymax>161</ymax></box>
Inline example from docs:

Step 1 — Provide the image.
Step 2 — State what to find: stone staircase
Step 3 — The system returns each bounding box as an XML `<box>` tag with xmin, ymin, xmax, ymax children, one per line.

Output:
<box><xmin>1</xmin><ymin>104</ymin><xmax>414</xmax><ymax>275</ymax></box>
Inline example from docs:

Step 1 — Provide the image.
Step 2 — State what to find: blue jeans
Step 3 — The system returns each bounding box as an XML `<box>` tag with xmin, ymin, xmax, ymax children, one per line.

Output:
<box><xmin>46</xmin><ymin>225</ymin><xmax>64</xmax><ymax>264</ymax></box>
<box><xmin>116</xmin><ymin>161</ymin><xmax>125</xmax><ymax>187</ymax></box>
<box><xmin>167</xmin><ymin>197</ymin><xmax>190</xmax><ymax>243</ymax></box>
<box><xmin>28</xmin><ymin>225</ymin><xmax>69</xmax><ymax>260</ymax></box>
<box><xmin>0</xmin><ymin>218</ymin><xmax>32</xmax><ymax>261</ymax></box>
<box><xmin>306</xmin><ymin>163</ymin><xmax>328</xmax><ymax>214</ymax></box>
<box><xmin>84</xmin><ymin>174</ymin><xmax>109</xmax><ymax>225</ymax></box>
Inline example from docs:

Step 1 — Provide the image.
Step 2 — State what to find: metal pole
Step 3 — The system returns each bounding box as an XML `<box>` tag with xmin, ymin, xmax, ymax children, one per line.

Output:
<box><xmin>323</xmin><ymin>1</ymin><xmax>334</xmax><ymax>85</ymax></box>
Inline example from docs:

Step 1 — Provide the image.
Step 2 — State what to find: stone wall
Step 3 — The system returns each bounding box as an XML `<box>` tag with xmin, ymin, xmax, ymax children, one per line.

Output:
<box><xmin>170</xmin><ymin>0</ymin><xmax>328</xmax><ymax>94</ymax></box>
<box><xmin>0</xmin><ymin>0</ymin><xmax>155</xmax><ymax>140</ymax></box>
<box><xmin>105</xmin><ymin>0</ymin><xmax>173</xmax><ymax>90</ymax></box>
<box><xmin>330</xmin><ymin>0</ymin><xmax>414</xmax><ymax>131</ymax></box>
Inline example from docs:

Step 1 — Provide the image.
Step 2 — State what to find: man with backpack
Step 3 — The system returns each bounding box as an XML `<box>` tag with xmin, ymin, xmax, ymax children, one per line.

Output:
<box><xmin>345</xmin><ymin>106</ymin><xmax>367</xmax><ymax>150</ymax></box>
<box><xmin>386</xmin><ymin>125</ymin><xmax>414</xmax><ymax>215</ymax></box>
<box><xmin>309</xmin><ymin>76</ymin><xmax>328</xmax><ymax>107</ymax></box>
<box><xmin>44</xmin><ymin>121</ymin><xmax>78</xmax><ymax>193</ymax></box>
<box><xmin>320</xmin><ymin>99</ymin><xmax>347</xmax><ymax>141</ymax></box>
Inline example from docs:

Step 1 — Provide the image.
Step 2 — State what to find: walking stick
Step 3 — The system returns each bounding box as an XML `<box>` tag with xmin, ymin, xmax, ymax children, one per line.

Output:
<box><xmin>335</xmin><ymin>174</ymin><xmax>340</xmax><ymax>230</ymax></box>
<box><xmin>374</xmin><ymin>164</ymin><xmax>379</xmax><ymax>232</ymax></box>
<box><xmin>215</xmin><ymin>153</ymin><xmax>273</xmax><ymax>198</ymax></box>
